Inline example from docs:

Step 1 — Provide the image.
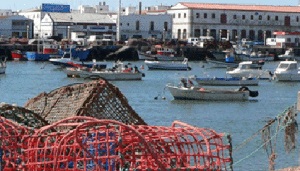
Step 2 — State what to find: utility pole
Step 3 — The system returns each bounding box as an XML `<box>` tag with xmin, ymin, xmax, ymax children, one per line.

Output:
<box><xmin>117</xmin><ymin>0</ymin><xmax>121</xmax><ymax>42</ymax></box>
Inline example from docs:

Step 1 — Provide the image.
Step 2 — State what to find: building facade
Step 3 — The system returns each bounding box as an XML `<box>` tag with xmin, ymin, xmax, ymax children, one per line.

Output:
<box><xmin>168</xmin><ymin>3</ymin><xmax>300</xmax><ymax>41</ymax></box>
<box><xmin>0</xmin><ymin>15</ymin><xmax>33</xmax><ymax>38</ymax></box>
<box><xmin>41</xmin><ymin>13</ymin><xmax>115</xmax><ymax>39</ymax></box>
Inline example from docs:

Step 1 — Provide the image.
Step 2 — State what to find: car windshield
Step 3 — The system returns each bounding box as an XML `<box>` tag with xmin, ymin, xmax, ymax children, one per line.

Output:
<box><xmin>278</xmin><ymin>64</ymin><xmax>289</xmax><ymax>69</ymax></box>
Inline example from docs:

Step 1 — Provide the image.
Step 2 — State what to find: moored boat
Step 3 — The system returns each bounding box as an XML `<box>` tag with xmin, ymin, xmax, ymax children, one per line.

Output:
<box><xmin>11</xmin><ymin>50</ymin><xmax>26</xmax><ymax>61</ymax></box>
<box><xmin>278</xmin><ymin>48</ymin><xmax>300</xmax><ymax>61</ymax></box>
<box><xmin>226</xmin><ymin>61</ymin><xmax>272</xmax><ymax>80</ymax></box>
<box><xmin>274</xmin><ymin>60</ymin><xmax>300</xmax><ymax>81</ymax></box>
<box><xmin>189</xmin><ymin>76</ymin><xmax>259</xmax><ymax>86</ymax></box>
<box><xmin>145</xmin><ymin>58</ymin><xmax>191</xmax><ymax>70</ymax></box>
<box><xmin>166</xmin><ymin>78</ymin><xmax>258</xmax><ymax>101</ymax></box>
<box><xmin>65</xmin><ymin>61</ymin><xmax>145</xmax><ymax>80</ymax></box>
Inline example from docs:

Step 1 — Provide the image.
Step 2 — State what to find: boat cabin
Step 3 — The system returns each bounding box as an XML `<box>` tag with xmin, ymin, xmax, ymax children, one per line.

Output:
<box><xmin>276</xmin><ymin>61</ymin><xmax>298</xmax><ymax>72</ymax></box>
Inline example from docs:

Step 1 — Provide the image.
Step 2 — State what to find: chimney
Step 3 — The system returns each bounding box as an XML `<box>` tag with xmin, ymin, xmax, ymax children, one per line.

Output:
<box><xmin>103</xmin><ymin>1</ymin><xmax>106</xmax><ymax>5</ymax></box>
<box><xmin>99</xmin><ymin>2</ymin><xmax>102</xmax><ymax>6</ymax></box>
<box><xmin>139</xmin><ymin>2</ymin><xmax>142</xmax><ymax>15</ymax></box>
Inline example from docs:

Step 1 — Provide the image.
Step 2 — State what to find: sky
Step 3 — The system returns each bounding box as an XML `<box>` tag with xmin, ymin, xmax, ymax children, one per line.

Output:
<box><xmin>3</xmin><ymin>0</ymin><xmax>300</xmax><ymax>12</ymax></box>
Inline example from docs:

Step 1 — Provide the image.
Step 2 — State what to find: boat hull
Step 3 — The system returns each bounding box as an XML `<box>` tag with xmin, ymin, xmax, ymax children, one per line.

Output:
<box><xmin>26</xmin><ymin>52</ymin><xmax>52</xmax><ymax>61</ymax></box>
<box><xmin>275</xmin><ymin>73</ymin><xmax>300</xmax><ymax>81</ymax></box>
<box><xmin>138</xmin><ymin>51</ymin><xmax>185</xmax><ymax>61</ymax></box>
<box><xmin>192</xmin><ymin>77</ymin><xmax>259</xmax><ymax>86</ymax></box>
<box><xmin>65</xmin><ymin>68</ymin><xmax>144</xmax><ymax>80</ymax></box>
<box><xmin>235</xmin><ymin>54</ymin><xmax>274</xmax><ymax>61</ymax></box>
<box><xmin>49</xmin><ymin>58</ymin><xmax>107</xmax><ymax>69</ymax></box>
<box><xmin>0</xmin><ymin>67</ymin><xmax>5</xmax><ymax>74</ymax></box>
<box><xmin>226</xmin><ymin>69</ymin><xmax>272</xmax><ymax>80</ymax></box>
<box><xmin>11</xmin><ymin>52</ymin><xmax>24</xmax><ymax>61</ymax></box>
<box><xmin>145</xmin><ymin>60</ymin><xmax>190</xmax><ymax>70</ymax></box>
<box><xmin>206</xmin><ymin>58</ymin><xmax>238</xmax><ymax>68</ymax></box>
<box><xmin>167</xmin><ymin>85</ymin><xmax>249</xmax><ymax>100</ymax></box>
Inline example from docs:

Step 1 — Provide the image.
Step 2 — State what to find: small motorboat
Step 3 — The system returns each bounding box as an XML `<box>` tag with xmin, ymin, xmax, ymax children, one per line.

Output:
<box><xmin>50</xmin><ymin>51</ymin><xmax>106</xmax><ymax>69</ymax></box>
<box><xmin>274</xmin><ymin>60</ymin><xmax>300</xmax><ymax>81</ymax></box>
<box><xmin>65</xmin><ymin>61</ymin><xmax>145</xmax><ymax>80</ymax></box>
<box><xmin>166</xmin><ymin>78</ymin><xmax>258</xmax><ymax>101</ymax></box>
<box><xmin>189</xmin><ymin>75</ymin><xmax>259</xmax><ymax>86</ymax></box>
<box><xmin>144</xmin><ymin>58</ymin><xmax>191</xmax><ymax>70</ymax></box>
<box><xmin>11</xmin><ymin>50</ymin><xmax>26</xmax><ymax>61</ymax></box>
<box><xmin>226</xmin><ymin>61</ymin><xmax>272</xmax><ymax>80</ymax></box>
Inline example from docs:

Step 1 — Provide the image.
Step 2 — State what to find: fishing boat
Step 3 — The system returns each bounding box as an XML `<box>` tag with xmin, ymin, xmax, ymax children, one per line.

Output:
<box><xmin>65</xmin><ymin>61</ymin><xmax>145</xmax><ymax>80</ymax></box>
<box><xmin>0</xmin><ymin>57</ymin><xmax>7</xmax><ymax>74</ymax></box>
<box><xmin>138</xmin><ymin>46</ymin><xmax>185</xmax><ymax>61</ymax></box>
<box><xmin>11</xmin><ymin>50</ymin><xmax>26</xmax><ymax>61</ymax></box>
<box><xmin>274</xmin><ymin>60</ymin><xmax>300</xmax><ymax>81</ymax></box>
<box><xmin>189</xmin><ymin>75</ymin><xmax>259</xmax><ymax>86</ymax></box>
<box><xmin>144</xmin><ymin>58</ymin><xmax>191</xmax><ymax>70</ymax></box>
<box><xmin>166</xmin><ymin>78</ymin><xmax>258</xmax><ymax>101</ymax></box>
<box><xmin>49</xmin><ymin>51</ymin><xmax>106</xmax><ymax>69</ymax></box>
<box><xmin>226</xmin><ymin>61</ymin><xmax>272</xmax><ymax>80</ymax></box>
<box><xmin>206</xmin><ymin>57</ymin><xmax>239</xmax><ymax>68</ymax></box>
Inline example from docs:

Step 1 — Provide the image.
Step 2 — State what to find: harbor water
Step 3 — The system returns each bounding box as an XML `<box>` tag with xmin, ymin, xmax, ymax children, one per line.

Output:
<box><xmin>0</xmin><ymin>60</ymin><xmax>300</xmax><ymax>170</ymax></box>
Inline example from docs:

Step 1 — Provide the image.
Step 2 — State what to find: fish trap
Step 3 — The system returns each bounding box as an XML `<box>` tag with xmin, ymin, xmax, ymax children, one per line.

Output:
<box><xmin>0</xmin><ymin>116</ymin><xmax>232</xmax><ymax>171</ymax></box>
<box><xmin>24</xmin><ymin>79</ymin><xmax>146</xmax><ymax>126</ymax></box>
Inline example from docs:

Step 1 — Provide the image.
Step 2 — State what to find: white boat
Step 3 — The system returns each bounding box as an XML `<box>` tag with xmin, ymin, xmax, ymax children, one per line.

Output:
<box><xmin>234</xmin><ymin>45</ymin><xmax>274</xmax><ymax>61</ymax></box>
<box><xmin>49</xmin><ymin>51</ymin><xmax>106</xmax><ymax>69</ymax></box>
<box><xmin>166</xmin><ymin>78</ymin><xmax>258</xmax><ymax>101</ymax></box>
<box><xmin>189</xmin><ymin>76</ymin><xmax>259</xmax><ymax>86</ymax></box>
<box><xmin>274</xmin><ymin>60</ymin><xmax>300</xmax><ymax>81</ymax></box>
<box><xmin>226</xmin><ymin>61</ymin><xmax>273</xmax><ymax>80</ymax></box>
<box><xmin>65</xmin><ymin>61</ymin><xmax>145</xmax><ymax>80</ymax></box>
<box><xmin>144</xmin><ymin>58</ymin><xmax>191</xmax><ymax>70</ymax></box>
<box><xmin>0</xmin><ymin>57</ymin><xmax>6</xmax><ymax>74</ymax></box>
<box><xmin>278</xmin><ymin>48</ymin><xmax>300</xmax><ymax>61</ymax></box>
<box><xmin>206</xmin><ymin>58</ymin><xmax>239</xmax><ymax>68</ymax></box>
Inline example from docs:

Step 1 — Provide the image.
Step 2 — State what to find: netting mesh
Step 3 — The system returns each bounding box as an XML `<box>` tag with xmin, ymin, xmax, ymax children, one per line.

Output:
<box><xmin>24</xmin><ymin>79</ymin><xmax>146</xmax><ymax>125</ymax></box>
<box><xmin>0</xmin><ymin>116</ymin><xmax>232</xmax><ymax>171</ymax></box>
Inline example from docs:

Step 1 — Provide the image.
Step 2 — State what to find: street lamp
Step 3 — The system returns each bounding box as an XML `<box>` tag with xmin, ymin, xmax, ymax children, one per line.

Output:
<box><xmin>27</xmin><ymin>25</ymin><xmax>29</xmax><ymax>39</ymax></box>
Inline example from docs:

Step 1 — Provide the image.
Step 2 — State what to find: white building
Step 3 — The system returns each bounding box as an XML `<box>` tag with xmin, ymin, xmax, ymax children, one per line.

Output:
<box><xmin>0</xmin><ymin>15</ymin><xmax>33</xmax><ymax>38</ymax></box>
<box><xmin>41</xmin><ymin>13</ymin><xmax>115</xmax><ymax>39</ymax></box>
<box><xmin>0</xmin><ymin>9</ymin><xmax>13</xmax><ymax>16</ymax></box>
<box><xmin>18</xmin><ymin>8</ymin><xmax>44</xmax><ymax>38</ymax></box>
<box><xmin>168</xmin><ymin>3</ymin><xmax>300</xmax><ymax>41</ymax></box>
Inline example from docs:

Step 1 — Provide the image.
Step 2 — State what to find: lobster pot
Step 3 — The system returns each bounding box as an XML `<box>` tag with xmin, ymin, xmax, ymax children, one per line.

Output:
<box><xmin>0</xmin><ymin>117</ymin><xmax>34</xmax><ymax>171</ymax></box>
<box><xmin>24</xmin><ymin>79</ymin><xmax>146</xmax><ymax>126</ymax></box>
<box><xmin>23</xmin><ymin>117</ymin><xmax>232</xmax><ymax>170</ymax></box>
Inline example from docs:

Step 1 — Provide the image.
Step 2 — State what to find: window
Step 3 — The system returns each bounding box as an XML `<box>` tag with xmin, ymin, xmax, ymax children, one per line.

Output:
<box><xmin>136</xmin><ymin>21</ymin><xmax>139</xmax><ymax>31</ymax></box>
<box><xmin>120</xmin><ymin>23</ymin><xmax>122</xmax><ymax>26</ymax></box>
<box><xmin>259</xmin><ymin>15</ymin><xmax>262</xmax><ymax>20</ymax></box>
<box><xmin>127</xmin><ymin>23</ymin><xmax>129</xmax><ymax>26</ymax></box>
<box><xmin>251</xmin><ymin>15</ymin><xmax>253</xmax><ymax>20</ymax></box>
<box><xmin>267</xmin><ymin>15</ymin><xmax>270</xmax><ymax>20</ymax></box>
<box><xmin>183</xmin><ymin>29</ymin><xmax>187</xmax><ymax>39</ymax></box>
<box><xmin>173</xmin><ymin>14</ymin><xmax>175</xmax><ymax>18</ymax></box>
<box><xmin>204</xmin><ymin>13</ymin><xmax>207</xmax><ymax>18</ymax></box>
<box><xmin>287</xmin><ymin>38</ymin><xmax>291</xmax><ymax>42</ymax></box>
<box><xmin>83</xmin><ymin>25</ymin><xmax>87</xmax><ymax>29</ymax></box>
<box><xmin>184</xmin><ymin>13</ymin><xmax>186</xmax><ymax>18</ymax></box>
<box><xmin>196</xmin><ymin>13</ymin><xmax>199</xmax><ymax>18</ymax></box>
<box><xmin>242</xmin><ymin>15</ymin><xmax>245</xmax><ymax>20</ymax></box>
<box><xmin>109</xmin><ymin>25</ymin><xmax>112</xmax><ymax>29</ymax></box>
<box><xmin>150</xmin><ymin>21</ymin><xmax>154</xmax><ymax>31</ymax></box>
<box><xmin>275</xmin><ymin>16</ymin><xmax>278</xmax><ymax>21</ymax></box>
<box><xmin>212</xmin><ymin>13</ymin><xmax>215</xmax><ymax>18</ymax></box>
<box><xmin>178</xmin><ymin>13</ymin><xmax>181</xmax><ymax>18</ymax></box>
<box><xmin>297</xmin><ymin>16</ymin><xmax>299</xmax><ymax>22</ymax></box>
<box><xmin>164</xmin><ymin>22</ymin><xmax>168</xmax><ymax>31</ymax></box>
<box><xmin>233</xmin><ymin>15</ymin><xmax>237</xmax><ymax>19</ymax></box>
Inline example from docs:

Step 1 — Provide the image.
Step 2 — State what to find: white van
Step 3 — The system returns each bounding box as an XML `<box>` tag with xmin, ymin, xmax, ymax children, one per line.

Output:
<box><xmin>187</xmin><ymin>37</ymin><xmax>199</xmax><ymax>45</ymax></box>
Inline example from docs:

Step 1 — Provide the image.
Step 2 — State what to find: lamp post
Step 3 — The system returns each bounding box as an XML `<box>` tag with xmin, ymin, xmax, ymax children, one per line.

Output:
<box><xmin>27</xmin><ymin>25</ymin><xmax>29</xmax><ymax>39</ymax></box>
<box><xmin>117</xmin><ymin>0</ymin><xmax>121</xmax><ymax>42</ymax></box>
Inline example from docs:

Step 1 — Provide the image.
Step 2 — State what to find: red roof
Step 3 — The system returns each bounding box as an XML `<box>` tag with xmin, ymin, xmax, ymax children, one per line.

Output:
<box><xmin>180</xmin><ymin>3</ymin><xmax>300</xmax><ymax>13</ymax></box>
<box><xmin>274</xmin><ymin>31</ymin><xmax>300</xmax><ymax>35</ymax></box>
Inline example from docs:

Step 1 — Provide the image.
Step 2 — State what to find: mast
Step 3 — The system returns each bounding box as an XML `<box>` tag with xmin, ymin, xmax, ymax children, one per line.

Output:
<box><xmin>117</xmin><ymin>0</ymin><xmax>121</xmax><ymax>42</ymax></box>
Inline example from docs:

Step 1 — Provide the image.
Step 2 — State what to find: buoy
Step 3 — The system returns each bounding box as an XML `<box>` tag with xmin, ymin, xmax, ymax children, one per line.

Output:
<box><xmin>162</xmin><ymin>97</ymin><xmax>166</xmax><ymax>100</ymax></box>
<box><xmin>154</xmin><ymin>97</ymin><xmax>158</xmax><ymax>100</ymax></box>
<box><xmin>40</xmin><ymin>67</ymin><xmax>43</xmax><ymax>69</ymax></box>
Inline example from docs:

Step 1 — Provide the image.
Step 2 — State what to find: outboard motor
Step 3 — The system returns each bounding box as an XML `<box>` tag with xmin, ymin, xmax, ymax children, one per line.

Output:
<box><xmin>239</xmin><ymin>86</ymin><xmax>259</xmax><ymax>97</ymax></box>
<box><xmin>181</xmin><ymin>78</ymin><xmax>188</xmax><ymax>88</ymax></box>
<box><xmin>249</xmin><ymin>90</ymin><xmax>259</xmax><ymax>97</ymax></box>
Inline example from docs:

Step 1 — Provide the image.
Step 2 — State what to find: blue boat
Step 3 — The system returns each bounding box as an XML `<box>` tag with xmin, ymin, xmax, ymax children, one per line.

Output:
<box><xmin>26</xmin><ymin>48</ymin><xmax>90</xmax><ymax>61</ymax></box>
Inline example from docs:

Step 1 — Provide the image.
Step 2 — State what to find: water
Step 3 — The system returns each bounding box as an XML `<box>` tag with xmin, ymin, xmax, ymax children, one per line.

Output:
<box><xmin>0</xmin><ymin>60</ymin><xmax>300</xmax><ymax>170</ymax></box>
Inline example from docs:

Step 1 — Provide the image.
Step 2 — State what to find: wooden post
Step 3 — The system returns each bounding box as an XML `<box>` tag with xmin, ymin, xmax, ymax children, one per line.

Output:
<box><xmin>297</xmin><ymin>91</ymin><xmax>300</xmax><ymax>112</ymax></box>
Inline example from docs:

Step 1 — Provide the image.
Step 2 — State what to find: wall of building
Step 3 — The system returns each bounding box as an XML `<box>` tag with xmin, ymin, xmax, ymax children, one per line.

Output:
<box><xmin>120</xmin><ymin>14</ymin><xmax>172</xmax><ymax>40</ymax></box>
<box><xmin>168</xmin><ymin>5</ymin><xmax>300</xmax><ymax>41</ymax></box>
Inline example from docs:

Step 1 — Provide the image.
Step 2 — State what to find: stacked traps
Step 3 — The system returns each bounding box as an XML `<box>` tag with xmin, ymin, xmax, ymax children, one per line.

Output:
<box><xmin>0</xmin><ymin>116</ymin><xmax>232</xmax><ymax>170</ymax></box>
